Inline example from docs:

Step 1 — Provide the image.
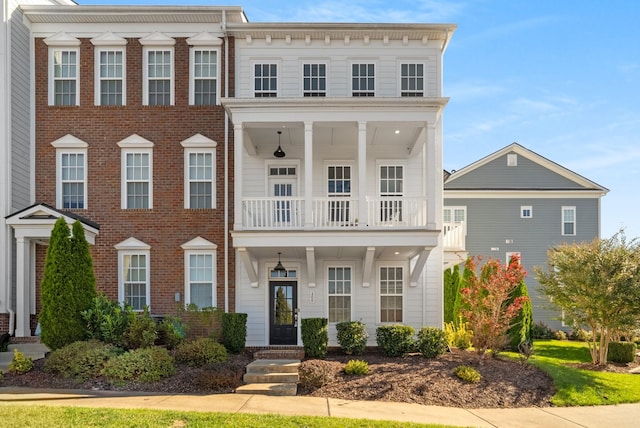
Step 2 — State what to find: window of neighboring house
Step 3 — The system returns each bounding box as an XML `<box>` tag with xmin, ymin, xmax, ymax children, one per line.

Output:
<box><xmin>379</xmin><ymin>164</ymin><xmax>403</xmax><ymax>222</ymax></box>
<box><xmin>506</xmin><ymin>252</ymin><xmax>522</xmax><ymax>264</ymax></box>
<box><xmin>96</xmin><ymin>49</ymin><xmax>125</xmax><ymax>105</ymax></box>
<box><xmin>191</xmin><ymin>49</ymin><xmax>219</xmax><ymax>105</ymax></box>
<box><xmin>328</xmin><ymin>266</ymin><xmax>352</xmax><ymax>323</ymax></box>
<box><xmin>379</xmin><ymin>266</ymin><xmax>403</xmax><ymax>323</ymax></box>
<box><xmin>562</xmin><ymin>206</ymin><xmax>576</xmax><ymax>236</ymax></box>
<box><xmin>507</xmin><ymin>153</ymin><xmax>518</xmax><ymax>166</ymax></box>
<box><xmin>52</xmin><ymin>135</ymin><xmax>88</xmax><ymax>209</ymax></box>
<box><xmin>400</xmin><ymin>63</ymin><xmax>424</xmax><ymax>97</ymax></box>
<box><xmin>352</xmin><ymin>63</ymin><xmax>375</xmax><ymax>96</ymax></box>
<box><xmin>115</xmin><ymin>238</ymin><xmax>150</xmax><ymax>312</ymax></box>
<box><xmin>254</xmin><ymin>64</ymin><xmax>277</xmax><ymax>97</ymax></box>
<box><xmin>521</xmin><ymin>206</ymin><xmax>533</xmax><ymax>218</ymax></box>
<box><xmin>327</xmin><ymin>164</ymin><xmax>352</xmax><ymax>224</ymax></box>
<box><xmin>182</xmin><ymin>134</ymin><xmax>217</xmax><ymax>209</ymax></box>
<box><xmin>118</xmin><ymin>135</ymin><xmax>154</xmax><ymax>209</ymax></box>
<box><xmin>303</xmin><ymin>63</ymin><xmax>326</xmax><ymax>97</ymax></box>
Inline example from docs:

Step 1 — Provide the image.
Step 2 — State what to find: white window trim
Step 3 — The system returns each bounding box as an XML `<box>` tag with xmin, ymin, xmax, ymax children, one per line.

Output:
<box><xmin>252</xmin><ymin>61</ymin><xmax>280</xmax><ymax>97</ymax></box>
<box><xmin>521</xmin><ymin>205</ymin><xmax>533</xmax><ymax>218</ymax></box>
<box><xmin>115</xmin><ymin>237</ymin><xmax>151</xmax><ymax>312</ymax></box>
<box><xmin>188</xmin><ymin>46</ymin><xmax>221</xmax><ymax>106</ymax></box>
<box><xmin>398</xmin><ymin>62</ymin><xmax>426</xmax><ymax>96</ymax></box>
<box><xmin>140</xmin><ymin>33</ymin><xmax>176</xmax><ymax>106</ymax></box>
<box><xmin>325</xmin><ymin>161</ymin><xmax>355</xmax><ymax>197</ymax></box>
<box><xmin>377</xmin><ymin>262</ymin><xmax>406</xmax><ymax>324</ymax></box>
<box><xmin>326</xmin><ymin>262</ymin><xmax>354</xmax><ymax>324</ymax></box>
<box><xmin>350</xmin><ymin>61</ymin><xmax>377</xmax><ymax>96</ymax></box>
<box><xmin>182</xmin><ymin>236</ymin><xmax>217</xmax><ymax>309</ymax></box>
<box><xmin>93</xmin><ymin>47</ymin><xmax>127</xmax><ymax>106</ymax></box>
<box><xmin>47</xmin><ymin>47</ymin><xmax>80</xmax><ymax>106</ymax></box>
<box><xmin>507</xmin><ymin>153</ymin><xmax>518</xmax><ymax>166</ymax></box>
<box><xmin>561</xmin><ymin>206</ymin><xmax>576</xmax><ymax>236</ymax></box>
<box><xmin>376</xmin><ymin>161</ymin><xmax>406</xmax><ymax>197</ymax></box>
<box><xmin>443</xmin><ymin>206</ymin><xmax>467</xmax><ymax>236</ymax></box>
<box><xmin>506</xmin><ymin>252</ymin><xmax>521</xmax><ymax>264</ymax></box>
<box><xmin>181</xmin><ymin>134</ymin><xmax>217</xmax><ymax>209</ymax></box>
<box><xmin>264</xmin><ymin>160</ymin><xmax>301</xmax><ymax>194</ymax></box>
<box><xmin>117</xmin><ymin>134</ymin><xmax>154</xmax><ymax>209</ymax></box>
<box><xmin>51</xmin><ymin>135</ymin><xmax>88</xmax><ymax>209</ymax></box>
<box><xmin>301</xmin><ymin>61</ymin><xmax>328</xmax><ymax>97</ymax></box>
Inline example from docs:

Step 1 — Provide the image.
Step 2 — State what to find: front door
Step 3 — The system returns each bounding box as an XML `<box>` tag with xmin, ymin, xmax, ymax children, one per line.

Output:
<box><xmin>269</xmin><ymin>281</ymin><xmax>297</xmax><ymax>345</ymax></box>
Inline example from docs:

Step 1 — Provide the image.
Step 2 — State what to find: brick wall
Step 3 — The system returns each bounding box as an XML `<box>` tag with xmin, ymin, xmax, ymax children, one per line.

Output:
<box><xmin>34</xmin><ymin>36</ymin><xmax>236</xmax><ymax>317</ymax></box>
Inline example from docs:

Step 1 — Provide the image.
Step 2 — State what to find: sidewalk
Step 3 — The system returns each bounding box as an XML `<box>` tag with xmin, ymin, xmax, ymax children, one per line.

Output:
<box><xmin>1</xmin><ymin>387</ymin><xmax>640</xmax><ymax>427</ymax></box>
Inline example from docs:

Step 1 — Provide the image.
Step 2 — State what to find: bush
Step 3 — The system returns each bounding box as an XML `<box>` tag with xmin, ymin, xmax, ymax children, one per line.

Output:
<box><xmin>531</xmin><ymin>321</ymin><xmax>555</xmax><ymax>340</ymax></box>
<box><xmin>568</xmin><ymin>328</ymin><xmax>592</xmax><ymax>342</ymax></box>
<box><xmin>8</xmin><ymin>349</ymin><xmax>33</xmax><ymax>374</ymax></box>
<box><xmin>344</xmin><ymin>359</ymin><xmax>369</xmax><ymax>375</ymax></box>
<box><xmin>454</xmin><ymin>365</ymin><xmax>481</xmax><ymax>383</ymax></box>
<box><xmin>507</xmin><ymin>280</ymin><xmax>533</xmax><ymax>351</ymax></box>
<box><xmin>221</xmin><ymin>313</ymin><xmax>247</xmax><ymax>354</ymax></box>
<box><xmin>174</xmin><ymin>338</ymin><xmax>229</xmax><ymax>367</ymax></box>
<box><xmin>298</xmin><ymin>360</ymin><xmax>338</xmax><ymax>388</ymax></box>
<box><xmin>554</xmin><ymin>330</ymin><xmax>568</xmax><ymax>341</ymax></box>
<box><xmin>444</xmin><ymin>319</ymin><xmax>473</xmax><ymax>350</ymax></box>
<box><xmin>336</xmin><ymin>321</ymin><xmax>368</xmax><ymax>355</ymax></box>
<box><xmin>157</xmin><ymin>316</ymin><xmax>186</xmax><ymax>350</ymax></box>
<box><xmin>44</xmin><ymin>340</ymin><xmax>123</xmax><ymax>381</ymax></box>
<box><xmin>122</xmin><ymin>307</ymin><xmax>158</xmax><ymax>350</ymax></box>
<box><xmin>416</xmin><ymin>327</ymin><xmax>448</xmax><ymax>359</ymax></box>
<box><xmin>178</xmin><ymin>305</ymin><xmax>222</xmax><ymax>341</ymax></box>
<box><xmin>301</xmin><ymin>318</ymin><xmax>328</xmax><ymax>358</ymax></box>
<box><xmin>376</xmin><ymin>325</ymin><xmax>415</xmax><ymax>357</ymax></box>
<box><xmin>101</xmin><ymin>347</ymin><xmax>175</xmax><ymax>383</ymax></box>
<box><xmin>82</xmin><ymin>294</ymin><xmax>134</xmax><ymax>346</ymax></box>
<box><xmin>608</xmin><ymin>341</ymin><xmax>637</xmax><ymax>364</ymax></box>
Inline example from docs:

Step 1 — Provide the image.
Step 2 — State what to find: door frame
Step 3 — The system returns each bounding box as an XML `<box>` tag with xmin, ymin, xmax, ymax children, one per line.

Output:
<box><xmin>268</xmin><ymin>279</ymin><xmax>298</xmax><ymax>345</ymax></box>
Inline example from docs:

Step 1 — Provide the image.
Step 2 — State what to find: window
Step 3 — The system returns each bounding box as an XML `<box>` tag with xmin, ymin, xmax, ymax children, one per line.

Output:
<box><xmin>141</xmin><ymin>32</ymin><xmax>175</xmax><ymax>106</ymax></box>
<box><xmin>521</xmin><ymin>206</ymin><xmax>533</xmax><ymax>218</ymax></box>
<box><xmin>182</xmin><ymin>134</ymin><xmax>217</xmax><ymax>209</ymax></box>
<box><xmin>118</xmin><ymin>134</ymin><xmax>154</xmax><ymax>209</ymax></box>
<box><xmin>443</xmin><ymin>206</ymin><xmax>466</xmax><ymax>224</ymax></box>
<box><xmin>328</xmin><ymin>266</ymin><xmax>352</xmax><ymax>323</ymax></box>
<box><xmin>254</xmin><ymin>64</ymin><xmax>277</xmax><ymax>97</ymax></box>
<box><xmin>52</xmin><ymin>134</ymin><xmax>88</xmax><ymax>209</ymax></box>
<box><xmin>303</xmin><ymin>63</ymin><xmax>326</xmax><ymax>97</ymax></box>
<box><xmin>191</xmin><ymin>49</ymin><xmax>218</xmax><ymax>105</ymax></box>
<box><xmin>352</xmin><ymin>63</ymin><xmax>375</xmax><ymax>96</ymax></box>
<box><xmin>327</xmin><ymin>165</ymin><xmax>352</xmax><ymax>223</ymax></box>
<box><xmin>506</xmin><ymin>252</ymin><xmax>522</xmax><ymax>264</ymax></box>
<box><xmin>45</xmin><ymin>33</ymin><xmax>80</xmax><ymax>106</ymax></box>
<box><xmin>116</xmin><ymin>238</ymin><xmax>150</xmax><ymax>312</ymax></box>
<box><xmin>400</xmin><ymin>63</ymin><xmax>424</xmax><ymax>96</ymax></box>
<box><xmin>562</xmin><ymin>206</ymin><xmax>576</xmax><ymax>236</ymax></box>
<box><xmin>182</xmin><ymin>237</ymin><xmax>217</xmax><ymax>309</ymax></box>
<box><xmin>379</xmin><ymin>165</ymin><xmax>403</xmax><ymax>222</ymax></box>
<box><xmin>97</xmin><ymin>49</ymin><xmax>125</xmax><ymax>105</ymax></box>
<box><xmin>379</xmin><ymin>266</ymin><xmax>403</xmax><ymax>323</ymax></box>
<box><xmin>507</xmin><ymin>153</ymin><xmax>518</xmax><ymax>166</ymax></box>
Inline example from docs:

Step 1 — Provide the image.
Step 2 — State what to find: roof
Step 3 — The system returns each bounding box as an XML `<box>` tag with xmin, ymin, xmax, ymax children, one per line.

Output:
<box><xmin>6</xmin><ymin>202</ymin><xmax>100</xmax><ymax>230</ymax></box>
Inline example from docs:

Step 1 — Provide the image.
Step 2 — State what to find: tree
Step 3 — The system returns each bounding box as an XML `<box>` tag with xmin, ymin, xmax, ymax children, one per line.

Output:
<box><xmin>70</xmin><ymin>220</ymin><xmax>97</xmax><ymax>324</ymax></box>
<box><xmin>460</xmin><ymin>256</ymin><xmax>528</xmax><ymax>358</ymax></box>
<box><xmin>506</xmin><ymin>279</ymin><xmax>533</xmax><ymax>351</ymax></box>
<box><xmin>444</xmin><ymin>264</ymin><xmax>462</xmax><ymax>324</ymax></box>
<box><xmin>536</xmin><ymin>232</ymin><xmax>640</xmax><ymax>365</ymax></box>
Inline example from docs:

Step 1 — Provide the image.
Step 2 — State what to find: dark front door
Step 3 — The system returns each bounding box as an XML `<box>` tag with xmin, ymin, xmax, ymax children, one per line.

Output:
<box><xmin>269</xmin><ymin>281</ymin><xmax>297</xmax><ymax>345</ymax></box>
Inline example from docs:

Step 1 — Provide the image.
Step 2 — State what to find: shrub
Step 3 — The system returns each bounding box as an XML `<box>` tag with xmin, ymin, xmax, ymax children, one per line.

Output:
<box><xmin>376</xmin><ymin>325</ymin><xmax>415</xmax><ymax>357</ymax></box>
<box><xmin>444</xmin><ymin>265</ymin><xmax>462</xmax><ymax>324</ymax></box>
<box><xmin>568</xmin><ymin>328</ymin><xmax>592</xmax><ymax>342</ymax></box>
<box><xmin>454</xmin><ymin>365</ymin><xmax>481</xmax><ymax>383</ymax></box>
<box><xmin>416</xmin><ymin>327</ymin><xmax>448</xmax><ymax>359</ymax></box>
<box><xmin>298</xmin><ymin>360</ymin><xmax>338</xmax><ymax>388</ymax></box>
<box><xmin>608</xmin><ymin>341</ymin><xmax>637</xmax><ymax>364</ymax></box>
<box><xmin>44</xmin><ymin>340</ymin><xmax>123</xmax><ymax>381</ymax></box>
<box><xmin>344</xmin><ymin>359</ymin><xmax>369</xmax><ymax>375</ymax></box>
<box><xmin>506</xmin><ymin>280</ymin><xmax>533</xmax><ymax>351</ymax></box>
<box><xmin>174</xmin><ymin>338</ymin><xmax>228</xmax><ymax>367</ymax></box>
<box><xmin>101</xmin><ymin>347</ymin><xmax>175</xmax><ymax>383</ymax></box>
<box><xmin>82</xmin><ymin>294</ymin><xmax>134</xmax><ymax>346</ymax></box>
<box><xmin>336</xmin><ymin>321</ymin><xmax>368</xmax><ymax>355</ymax></box>
<box><xmin>8</xmin><ymin>349</ymin><xmax>33</xmax><ymax>374</ymax></box>
<box><xmin>157</xmin><ymin>316</ymin><xmax>186</xmax><ymax>350</ymax></box>
<box><xmin>444</xmin><ymin>319</ymin><xmax>473</xmax><ymax>350</ymax></box>
<box><xmin>178</xmin><ymin>305</ymin><xmax>222</xmax><ymax>341</ymax></box>
<box><xmin>301</xmin><ymin>318</ymin><xmax>328</xmax><ymax>358</ymax></box>
<box><xmin>221</xmin><ymin>313</ymin><xmax>247</xmax><ymax>354</ymax></box>
<box><xmin>554</xmin><ymin>330</ymin><xmax>568</xmax><ymax>341</ymax></box>
<box><xmin>122</xmin><ymin>307</ymin><xmax>158</xmax><ymax>350</ymax></box>
<box><xmin>531</xmin><ymin>321</ymin><xmax>555</xmax><ymax>340</ymax></box>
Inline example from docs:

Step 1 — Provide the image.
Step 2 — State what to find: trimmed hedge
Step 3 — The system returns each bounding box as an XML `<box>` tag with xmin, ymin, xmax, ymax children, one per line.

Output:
<box><xmin>376</xmin><ymin>325</ymin><xmax>415</xmax><ymax>357</ymax></box>
<box><xmin>416</xmin><ymin>327</ymin><xmax>448</xmax><ymax>359</ymax></box>
<box><xmin>44</xmin><ymin>340</ymin><xmax>123</xmax><ymax>381</ymax></box>
<box><xmin>221</xmin><ymin>313</ymin><xmax>247</xmax><ymax>354</ymax></box>
<box><xmin>301</xmin><ymin>318</ymin><xmax>328</xmax><ymax>358</ymax></box>
<box><xmin>608</xmin><ymin>341</ymin><xmax>636</xmax><ymax>364</ymax></box>
<box><xmin>336</xmin><ymin>321</ymin><xmax>368</xmax><ymax>355</ymax></box>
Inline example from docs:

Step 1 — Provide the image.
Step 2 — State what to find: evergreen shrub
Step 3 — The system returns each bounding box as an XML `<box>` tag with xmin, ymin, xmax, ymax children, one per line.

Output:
<box><xmin>608</xmin><ymin>341</ymin><xmax>636</xmax><ymax>364</ymax></box>
<box><xmin>221</xmin><ymin>313</ymin><xmax>247</xmax><ymax>354</ymax></box>
<box><xmin>301</xmin><ymin>318</ymin><xmax>328</xmax><ymax>358</ymax></box>
<box><xmin>336</xmin><ymin>321</ymin><xmax>368</xmax><ymax>355</ymax></box>
<box><xmin>101</xmin><ymin>347</ymin><xmax>175</xmax><ymax>383</ymax></box>
<box><xmin>44</xmin><ymin>340</ymin><xmax>123</xmax><ymax>381</ymax></box>
<box><xmin>376</xmin><ymin>325</ymin><xmax>415</xmax><ymax>357</ymax></box>
<box><xmin>416</xmin><ymin>327</ymin><xmax>448</xmax><ymax>359</ymax></box>
<box><xmin>174</xmin><ymin>338</ymin><xmax>229</xmax><ymax>367</ymax></box>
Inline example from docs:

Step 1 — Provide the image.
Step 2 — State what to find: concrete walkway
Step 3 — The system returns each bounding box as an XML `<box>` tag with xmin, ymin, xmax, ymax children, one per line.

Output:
<box><xmin>0</xmin><ymin>387</ymin><xmax>639</xmax><ymax>427</ymax></box>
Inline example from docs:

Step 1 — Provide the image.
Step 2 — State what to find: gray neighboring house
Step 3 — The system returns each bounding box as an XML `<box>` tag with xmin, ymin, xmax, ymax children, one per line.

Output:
<box><xmin>443</xmin><ymin>143</ymin><xmax>609</xmax><ymax>330</ymax></box>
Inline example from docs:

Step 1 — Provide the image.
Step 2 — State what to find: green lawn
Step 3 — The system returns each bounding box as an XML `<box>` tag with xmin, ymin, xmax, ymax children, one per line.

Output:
<box><xmin>0</xmin><ymin>405</ymin><xmax>460</xmax><ymax>428</ymax></box>
<box><xmin>529</xmin><ymin>340</ymin><xmax>640</xmax><ymax>406</ymax></box>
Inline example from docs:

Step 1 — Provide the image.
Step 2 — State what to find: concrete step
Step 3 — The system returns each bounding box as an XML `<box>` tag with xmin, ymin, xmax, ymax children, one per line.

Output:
<box><xmin>254</xmin><ymin>349</ymin><xmax>305</xmax><ymax>360</ymax></box>
<box><xmin>0</xmin><ymin>343</ymin><xmax>49</xmax><ymax>373</ymax></box>
<box><xmin>235</xmin><ymin>382</ymin><xmax>298</xmax><ymax>396</ymax></box>
<box><xmin>243</xmin><ymin>372</ymin><xmax>299</xmax><ymax>384</ymax></box>
<box><xmin>245</xmin><ymin>359</ymin><xmax>300</xmax><ymax>374</ymax></box>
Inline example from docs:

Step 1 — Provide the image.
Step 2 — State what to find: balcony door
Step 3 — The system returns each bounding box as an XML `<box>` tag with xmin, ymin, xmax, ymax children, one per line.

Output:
<box><xmin>327</xmin><ymin>165</ymin><xmax>352</xmax><ymax>224</ymax></box>
<box><xmin>269</xmin><ymin>166</ymin><xmax>297</xmax><ymax>226</ymax></box>
<box><xmin>379</xmin><ymin>165</ymin><xmax>403</xmax><ymax>223</ymax></box>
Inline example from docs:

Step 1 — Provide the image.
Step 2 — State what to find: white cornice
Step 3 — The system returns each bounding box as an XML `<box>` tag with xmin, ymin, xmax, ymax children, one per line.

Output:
<box><xmin>117</xmin><ymin>134</ymin><xmax>154</xmax><ymax>148</ymax></box>
<box><xmin>43</xmin><ymin>31</ymin><xmax>80</xmax><ymax>46</ymax></box>
<box><xmin>50</xmin><ymin>134</ymin><xmax>88</xmax><ymax>149</ymax></box>
<box><xmin>181</xmin><ymin>236</ymin><xmax>217</xmax><ymax>251</ymax></box>
<box><xmin>114</xmin><ymin>237</ymin><xmax>150</xmax><ymax>251</ymax></box>
<box><xmin>139</xmin><ymin>31</ymin><xmax>175</xmax><ymax>46</ymax></box>
<box><xmin>443</xmin><ymin>189</ymin><xmax>607</xmax><ymax>199</ymax></box>
<box><xmin>91</xmin><ymin>32</ymin><xmax>127</xmax><ymax>46</ymax></box>
<box><xmin>186</xmin><ymin>32</ymin><xmax>223</xmax><ymax>46</ymax></box>
<box><xmin>180</xmin><ymin>134</ymin><xmax>217</xmax><ymax>148</ymax></box>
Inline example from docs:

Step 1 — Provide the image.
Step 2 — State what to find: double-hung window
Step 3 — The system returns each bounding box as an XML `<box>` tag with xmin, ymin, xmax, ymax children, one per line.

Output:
<box><xmin>91</xmin><ymin>33</ymin><xmax>127</xmax><ymax>106</ymax></box>
<box><xmin>352</xmin><ymin>63</ymin><xmax>375</xmax><ymax>96</ymax></box>
<box><xmin>182</xmin><ymin>237</ymin><xmax>217</xmax><ymax>309</ymax></box>
<box><xmin>303</xmin><ymin>63</ymin><xmax>326</xmax><ymax>97</ymax></box>
<box><xmin>141</xmin><ymin>32</ymin><xmax>175</xmax><ymax>106</ymax></box>
<box><xmin>52</xmin><ymin>135</ymin><xmax>88</xmax><ymax>209</ymax></box>
<box><xmin>254</xmin><ymin>64</ymin><xmax>277</xmax><ymax>97</ymax></box>
<box><xmin>400</xmin><ymin>63</ymin><xmax>424</xmax><ymax>96</ymax></box>
<box><xmin>45</xmin><ymin>33</ymin><xmax>80</xmax><ymax>106</ymax></box>
<box><xmin>187</xmin><ymin>34</ymin><xmax>222</xmax><ymax>105</ymax></box>
<box><xmin>379</xmin><ymin>266</ymin><xmax>403</xmax><ymax>323</ymax></box>
<box><xmin>328</xmin><ymin>266</ymin><xmax>352</xmax><ymax>323</ymax></box>
<box><xmin>116</xmin><ymin>238</ymin><xmax>151</xmax><ymax>312</ymax></box>
<box><xmin>118</xmin><ymin>135</ymin><xmax>154</xmax><ymax>209</ymax></box>
<box><xmin>562</xmin><ymin>206</ymin><xmax>576</xmax><ymax>236</ymax></box>
<box><xmin>181</xmin><ymin>134</ymin><xmax>217</xmax><ymax>209</ymax></box>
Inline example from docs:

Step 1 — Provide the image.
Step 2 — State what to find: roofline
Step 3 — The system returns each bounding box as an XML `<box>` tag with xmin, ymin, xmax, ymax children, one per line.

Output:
<box><xmin>6</xmin><ymin>202</ymin><xmax>100</xmax><ymax>230</ymax></box>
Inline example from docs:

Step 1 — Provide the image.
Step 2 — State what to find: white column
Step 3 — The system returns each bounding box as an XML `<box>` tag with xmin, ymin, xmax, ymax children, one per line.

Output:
<box><xmin>304</xmin><ymin>121</ymin><xmax>313</xmax><ymax>229</ymax></box>
<box><xmin>357</xmin><ymin>121</ymin><xmax>367</xmax><ymax>226</ymax></box>
<box><xmin>15</xmin><ymin>237</ymin><xmax>31</xmax><ymax>337</ymax></box>
<box><xmin>426</xmin><ymin>122</ymin><xmax>440</xmax><ymax>230</ymax></box>
<box><xmin>233</xmin><ymin>122</ymin><xmax>243</xmax><ymax>230</ymax></box>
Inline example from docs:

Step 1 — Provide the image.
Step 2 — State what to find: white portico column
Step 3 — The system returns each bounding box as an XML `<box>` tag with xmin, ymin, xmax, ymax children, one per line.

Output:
<box><xmin>233</xmin><ymin>122</ymin><xmax>243</xmax><ymax>230</ymax></box>
<box><xmin>304</xmin><ymin>121</ymin><xmax>313</xmax><ymax>229</ymax></box>
<box><xmin>426</xmin><ymin>122</ymin><xmax>440</xmax><ymax>230</ymax></box>
<box><xmin>357</xmin><ymin>121</ymin><xmax>367</xmax><ymax>226</ymax></box>
<box><xmin>15</xmin><ymin>237</ymin><xmax>32</xmax><ymax>337</ymax></box>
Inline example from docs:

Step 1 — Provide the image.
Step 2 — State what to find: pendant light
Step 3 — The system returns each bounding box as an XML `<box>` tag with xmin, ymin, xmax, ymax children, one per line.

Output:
<box><xmin>274</xmin><ymin>252</ymin><xmax>287</xmax><ymax>276</ymax></box>
<box><xmin>273</xmin><ymin>130</ymin><xmax>286</xmax><ymax>158</ymax></box>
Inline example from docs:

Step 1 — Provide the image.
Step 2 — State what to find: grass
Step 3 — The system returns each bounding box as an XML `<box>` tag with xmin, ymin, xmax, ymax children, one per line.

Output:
<box><xmin>527</xmin><ymin>340</ymin><xmax>640</xmax><ymax>406</ymax></box>
<box><xmin>0</xmin><ymin>405</ymin><xmax>460</xmax><ymax>428</ymax></box>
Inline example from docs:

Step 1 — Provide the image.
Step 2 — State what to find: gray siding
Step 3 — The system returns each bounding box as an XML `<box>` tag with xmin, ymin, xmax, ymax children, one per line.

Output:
<box><xmin>445</xmin><ymin>196</ymin><xmax>600</xmax><ymax>331</ymax></box>
<box><xmin>446</xmin><ymin>152</ymin><xmax>586</xmax><ymax>190</ymax></box>
<box><xmin>10</xmin><ymin>7</ymin><xmax>31</xmax><ymax>209</ymax></box>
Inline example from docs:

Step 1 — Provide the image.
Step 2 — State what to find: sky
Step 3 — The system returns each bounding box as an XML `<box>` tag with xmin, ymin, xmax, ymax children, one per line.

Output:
<box><xmin>77</xmin><ymin>0</ymin><xmax>640</xmax><ymax>240</ymax></box>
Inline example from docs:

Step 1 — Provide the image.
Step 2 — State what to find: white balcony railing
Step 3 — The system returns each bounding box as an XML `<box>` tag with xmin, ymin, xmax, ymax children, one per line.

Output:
<box><xmin>443</xmin><ymin>222</ymin><xmax>466</xmax><ymax>250</ymax></box>
<box><xmin>242</xmin><ymin>197</ymin><xmax>305</xmax><ymax>229</ymax></box>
